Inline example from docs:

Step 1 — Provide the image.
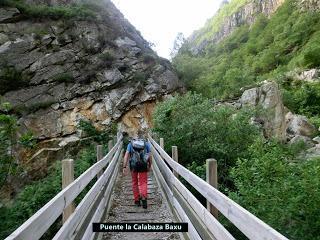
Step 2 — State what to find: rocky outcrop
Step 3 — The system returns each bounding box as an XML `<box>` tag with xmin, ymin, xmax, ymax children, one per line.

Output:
<box><xmin>286</xmin><ymin>68</ymin><xmax>320</xmax><ymax>82</ymax></box>
<box><xmin>189</xmin><ymin>0</ymin><xmax>285</xmax><ymax>54</ymax></box>
<box><xmin>285</xmin><ymin>112</ymin><xmax>317</xmax><ymax>137</ymax></box>
<box><xmin>238</xmin><ymin>81</ymin><xmax>318</xmax><ymax>143</ymax></box>
<box><xmin>299</xmin><ymin>0</ymin><xmax>320</xmax><ymax>11</ymax></box>
<box><xmin>0</xmin><ymin>2</ymin><xmax>182</xmax><ymax>196</ymax></box>
<box><xmin>0</xmin><ymin>3</ymin><xmax>182</xmax><ymax>139</ymax></box>
<box><xmin>240</xmin><ymin>81</ymin><xmax>286</xmax><ymax>141</ymax></box>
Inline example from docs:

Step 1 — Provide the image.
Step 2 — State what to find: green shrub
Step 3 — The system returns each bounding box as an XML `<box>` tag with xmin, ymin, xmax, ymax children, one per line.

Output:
<box><xmin>0</xmin><ymin>66</ymin><xmax>29</xmax><ymax>95</ymax></box>
<box><xmin>174</xmin><ymin>0</ymin><xmax>320</xmax><ymax>100</ymax></box>
<box><xmin>18</xmin><ymin>131</ymin><xmax>36</xmax><ymax>149</ymax></box>
<box><xmin>78</xmin><ymin>119</ymin><xmax>116</xmax><ymax>144</ymax></box>
<box><xmin>97</xmin><ymin>52</ymin><xmax>115</xmax><ymax>67</ymax></box>
<box><xmin>52</xmin><ymin>72</ymin><xmax>74</xmax><ymax>83</ymax></box>
<box><xmin>152</xmin><ymin>92</ymin><xmax>261</xmax><ymax>190</ymax></box>
<box><xmin>132</xmin><ymin>72</ymin><xmax>147</xmax><ymax>83</ymax></box>
<box><xmin>0</xmin><ymin>103</ymin><xmax>18</xmax><ymax>188</ymax></box>
<box><xmin>0</xmin><ymin>145</ymin><xmax>97</xmax><ymax>239</ymax></box>
<box><xmin>230</xmin><ymin>139</ymin><xmax>319</xmax><ymax>240</ymax></box>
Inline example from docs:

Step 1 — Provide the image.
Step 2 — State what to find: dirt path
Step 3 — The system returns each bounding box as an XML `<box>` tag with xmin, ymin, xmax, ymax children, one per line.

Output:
<box><xmin>100</xmin><ymin>169</ymin><xmax>182</xmax><ymax>240</ymax></box>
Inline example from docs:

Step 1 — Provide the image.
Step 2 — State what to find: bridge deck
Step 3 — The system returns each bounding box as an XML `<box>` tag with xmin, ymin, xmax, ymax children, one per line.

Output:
<box><xmin>100</xmin><ymin>169</ymin><xmax>181</xmax><ymax>240</ymax></box>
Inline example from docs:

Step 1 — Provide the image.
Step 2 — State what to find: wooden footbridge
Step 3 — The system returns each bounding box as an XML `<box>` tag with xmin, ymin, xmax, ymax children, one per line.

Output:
<box><xmin>5</xmin><ymin>135</ymin><xmax>289</xmax><ymax>240</ymax></box>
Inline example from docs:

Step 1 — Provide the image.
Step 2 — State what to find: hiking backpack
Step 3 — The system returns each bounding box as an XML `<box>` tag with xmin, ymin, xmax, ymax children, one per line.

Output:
<box><xmin>129</xmin><ymin>139</ymin><xmax>149</xmax><ymax>172</ymax></box>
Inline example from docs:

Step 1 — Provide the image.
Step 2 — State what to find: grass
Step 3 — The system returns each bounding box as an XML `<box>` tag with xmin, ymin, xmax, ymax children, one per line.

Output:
<box><xmin>0</xmin><ymin>0</ymin><xmax>97</xmax><ymax>20</ymax></box>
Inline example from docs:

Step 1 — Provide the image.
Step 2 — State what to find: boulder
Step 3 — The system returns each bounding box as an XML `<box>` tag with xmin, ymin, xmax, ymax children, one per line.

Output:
<box><xmin>286</xmin><ymin>113</ymin><xmax>317</xmax><ymax>137</ymax></box>
<box><xmin>289</xmin><ymin>135</ymin><xmax>315</xmax><ymax>148</ymax></box>
<box><xmin>240</xmin><ymin>81</ymin><xmax>286</xmax><ymax>141</ymax></box>
<box><xmin>297</xmin><ymin>69</ymin><xmax>319</xmax><ymax>82</ymax></box>
<box><xmin>0</xmin><ymin>8</ymin><xmax>20</xmax><ymax>23</ymax></box>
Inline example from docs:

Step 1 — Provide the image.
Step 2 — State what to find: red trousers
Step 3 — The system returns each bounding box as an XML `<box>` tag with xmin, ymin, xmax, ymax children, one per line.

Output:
<box><xmin>131</xmin><ymin>171</ymin><xmax>148</xmax><ymax>201</ymax></box>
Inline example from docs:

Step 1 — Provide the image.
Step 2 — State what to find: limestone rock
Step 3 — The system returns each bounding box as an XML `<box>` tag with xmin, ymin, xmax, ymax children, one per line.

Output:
<box><xmin>58</xmin><ymin>135</ymin><xmax>80</xmax><ymax>147</ymax></box>
<box><xmin>313</xmin><ymin>136</ymin><xmax>320</xmax><ymax>143</ymax></box>
<box><xmin>0</xmin><ymin>8</ymin><xmax>20</xmax><ymax>23</ymax></box>
<box><xmin>297</xmin><ymin>69</ymin><xmax>320</xmax><ymax>82</ymax></box>
<box><xmin>240</xmin><ymin>81</ymin><xmax>286</xmax><ymax>141</ymax></box>
<box><xmin>286</xmin><ymin>113</ymin><xmax>317</xmax><ymax>137</ymax></box>
<box><xmin>189</xmin><ymin>0</ymin><xmax>285</xmax><ymax>54</ymax></box>
<box><xmin>0</xmin><ymin>0</ymin><xmax>183</xmax><ymax>198</ymax></box>
<box><xmin>289</xmin><ymin>135</ymin><xmax>315</xmax><ymax>148</ymax></box>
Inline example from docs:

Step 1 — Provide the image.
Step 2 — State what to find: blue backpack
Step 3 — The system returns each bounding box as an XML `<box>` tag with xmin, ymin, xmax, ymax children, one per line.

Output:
<box><xmin>129</xmin><ymin>139</ymin><xmax>149</xmax><ymax>172</ymax></box>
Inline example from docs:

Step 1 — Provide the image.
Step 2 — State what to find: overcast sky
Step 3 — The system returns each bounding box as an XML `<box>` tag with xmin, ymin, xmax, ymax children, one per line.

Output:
<box><xmin>112</xmin><ymin>0</ymin><xmax>223</xmax><ymax>59</ymax></box>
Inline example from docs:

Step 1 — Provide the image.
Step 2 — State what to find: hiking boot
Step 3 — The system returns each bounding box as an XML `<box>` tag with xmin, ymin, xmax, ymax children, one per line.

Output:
<box><xmin>134</xmin><ymin>197</ymin><xmax>142</xmax><ymax>207</ymax></box>
<box><xmin>142</xmin><ymin>199</ymin><xmax>147</xmax><ymax>209</ymax></box>
<box><xmin>134</xmin><ymin>200</ymin><xmax>141</xmax><ymax>206</ymax></box>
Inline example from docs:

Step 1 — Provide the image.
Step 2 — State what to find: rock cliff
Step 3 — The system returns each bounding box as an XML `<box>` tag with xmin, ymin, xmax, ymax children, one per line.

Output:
<box><xmin>189</xmin><ymin>0</ymin><xmax>285</xmax><ymax>54</ymax></box>
<box><xmin>0</xmin><ymin>1</ymin><xmax>182</xmax><ymax>196</ymax></box>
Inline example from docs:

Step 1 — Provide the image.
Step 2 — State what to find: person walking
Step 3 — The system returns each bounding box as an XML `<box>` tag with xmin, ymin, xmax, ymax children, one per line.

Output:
<box><xmin>122</xmin><ymin>132</ymin><xmax>151</xmax><ymax>209</ymax></box>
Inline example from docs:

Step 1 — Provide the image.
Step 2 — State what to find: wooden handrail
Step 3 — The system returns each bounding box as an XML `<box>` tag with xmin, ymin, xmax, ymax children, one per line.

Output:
<box><xmin>53</xmin><ymin>143</ymin><xmax>123</xmax><ymax>240</ymax></box>
<box><xmin>149</xmin><ymin>135</ymin><xmax>288</xmax><ymax>240</ymax></box>
<box><xmin>5</xmin><ymin>139</ymin><xmax>122</xmax><ymax>240</ymax></box>
<box><xmin>82</xmin><ymin>148</ymin><xmax>123</xmax><ymax>240</ymax></box>
<box><xmin>151</xmin><ymin>140</ymin><xmax>234</xmax><ymax>240</ymax></box>
<box><xmin>152</xmin><ymin>152</ymin><xmax>201</xmax><ymax>240</ymax></box>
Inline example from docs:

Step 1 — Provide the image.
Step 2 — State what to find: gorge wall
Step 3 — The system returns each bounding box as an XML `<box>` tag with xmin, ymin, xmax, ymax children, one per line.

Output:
<box><xmin>0</xmin><ymin>0</ymin><xmax>182</xmax><ymax>196</ymax></box>
<box><xmin>189</xmin><ymin>0</ymin><xmax>285</xmax><ymax>54</ymax></box>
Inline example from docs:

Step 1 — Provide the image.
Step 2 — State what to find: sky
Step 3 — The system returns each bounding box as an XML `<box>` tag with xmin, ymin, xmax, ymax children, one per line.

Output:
<box><xmin>112</xmin><ymin>0</ymin><xmax>223</xmax><ymax>59</ymax></box>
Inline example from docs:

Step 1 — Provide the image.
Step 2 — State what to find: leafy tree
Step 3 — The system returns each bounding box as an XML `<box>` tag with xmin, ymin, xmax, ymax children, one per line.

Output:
<box><xmin>152</xmin><ymin>93</ymin><xmax>261</xmax><ymax>190</ymax></box>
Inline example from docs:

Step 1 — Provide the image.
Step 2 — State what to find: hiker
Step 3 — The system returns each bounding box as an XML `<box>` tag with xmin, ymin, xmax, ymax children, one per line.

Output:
<box><xmin>122</xmin><ymin>131</ymin><xmax>151</xmax><ymax>209</ymax></box>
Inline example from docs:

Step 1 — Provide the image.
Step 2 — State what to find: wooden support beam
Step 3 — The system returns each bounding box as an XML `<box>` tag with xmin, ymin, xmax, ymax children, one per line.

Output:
<box><xmin>96</xmin><ymin>145</ymin><xmax>103</xmax><ymax>179</ymax></box>
<box><xmin>206</xmin><ymin>159</ymin><xmax>218</xmax><ymax>219</ymax></box>
<box><xmin>172</xmin><ymin>146</ymin><xmax>179</xmax><ymax>178</ymax></box>
<box><xmin>160</xmin><ymin>138</ymin><xmax>164</xmax><ymax>149</ymax></box>
<box><xmin>62</xmin><ymin>159</ymin><xmax>75</xmax><ymax>223</ymax></box>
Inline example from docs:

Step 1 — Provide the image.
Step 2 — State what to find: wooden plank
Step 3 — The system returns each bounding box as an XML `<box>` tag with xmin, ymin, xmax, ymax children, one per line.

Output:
<box><xmin>173</xmin><ymin>178</ymin><xmax>235</xmax><ymax>240</ymax></box>
<box><xmin>62</xmin><ymin>159</ymin><xmax>75</xmax><ymax>223</ymax></box>
<box><xmin>5</xmin><ymin>141</ymin><xmax>121</xmax><ymax>240</ymax></box>
<box><xmin>81</xmin><ymin>149</ymin><xmax>123</xmax><ymax>240</ymax></box>
<box><xmin>53</xmin><ymin>145</ymin><xmax>123</xmax><ymax>240</ymax></box>
<box><xmin>206</xmin><ymin>159</ymin><xmax>218</xmax><ymax>218</ymax></box>
<box><xmin>149</xmin><ymin>136</ymin><xmax>288</xmax><ymax>240</ymax></box>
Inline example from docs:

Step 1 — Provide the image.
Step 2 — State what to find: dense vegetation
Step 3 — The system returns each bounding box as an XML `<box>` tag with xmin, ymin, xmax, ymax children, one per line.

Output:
<box><xmin>174</xmin><ymin>0</ymin><xmax>320</xmax><ymax>100</ymax></box>
<box><xmin>152</xmin><ymin>93</ymin><xmax>261</xmax><ymax>190</ymax></box>
<box><xmin>0</xmin><ymin>109</ymin><xmax>115</xmax><ymax>239</ymax></box>
<box><xmin>152</xmin><ymin>93</ymin><xmax>319</xmax><ymax>239</ymax></box>
<box><xmin>160</xmin><ymin>0</ymin><xmax>320</xmax><ymax>239</ymax></box>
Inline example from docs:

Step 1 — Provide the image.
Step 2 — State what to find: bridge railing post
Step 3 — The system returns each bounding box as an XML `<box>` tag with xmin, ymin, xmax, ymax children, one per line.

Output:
<box><xmin>172</xmin><ymin>146</ymin><xmax>179</xmax><ymax>178</ymax></box>
<box><xmin>206</xmin><ymin>158</ymin><xmax>218</xmax><ymax>219</ymax></box>
<box><xmin>96</xmin><ymin>145</ymin><xmax>103</xmax><ymax>179</ymax></box>
<box><xmin>62</xmin><ymin>159</ymin><xmax>75</xmax><ymax>223</ymax></box>
<box><xmin>108</xmin><ymin>139</ymin><xmax>114</xmax><ymax>152</ymax></box>
<box><xmin>160</xmin><ymin>138</ymin><xmax>164</xmax><ymax>149</ymax></box>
